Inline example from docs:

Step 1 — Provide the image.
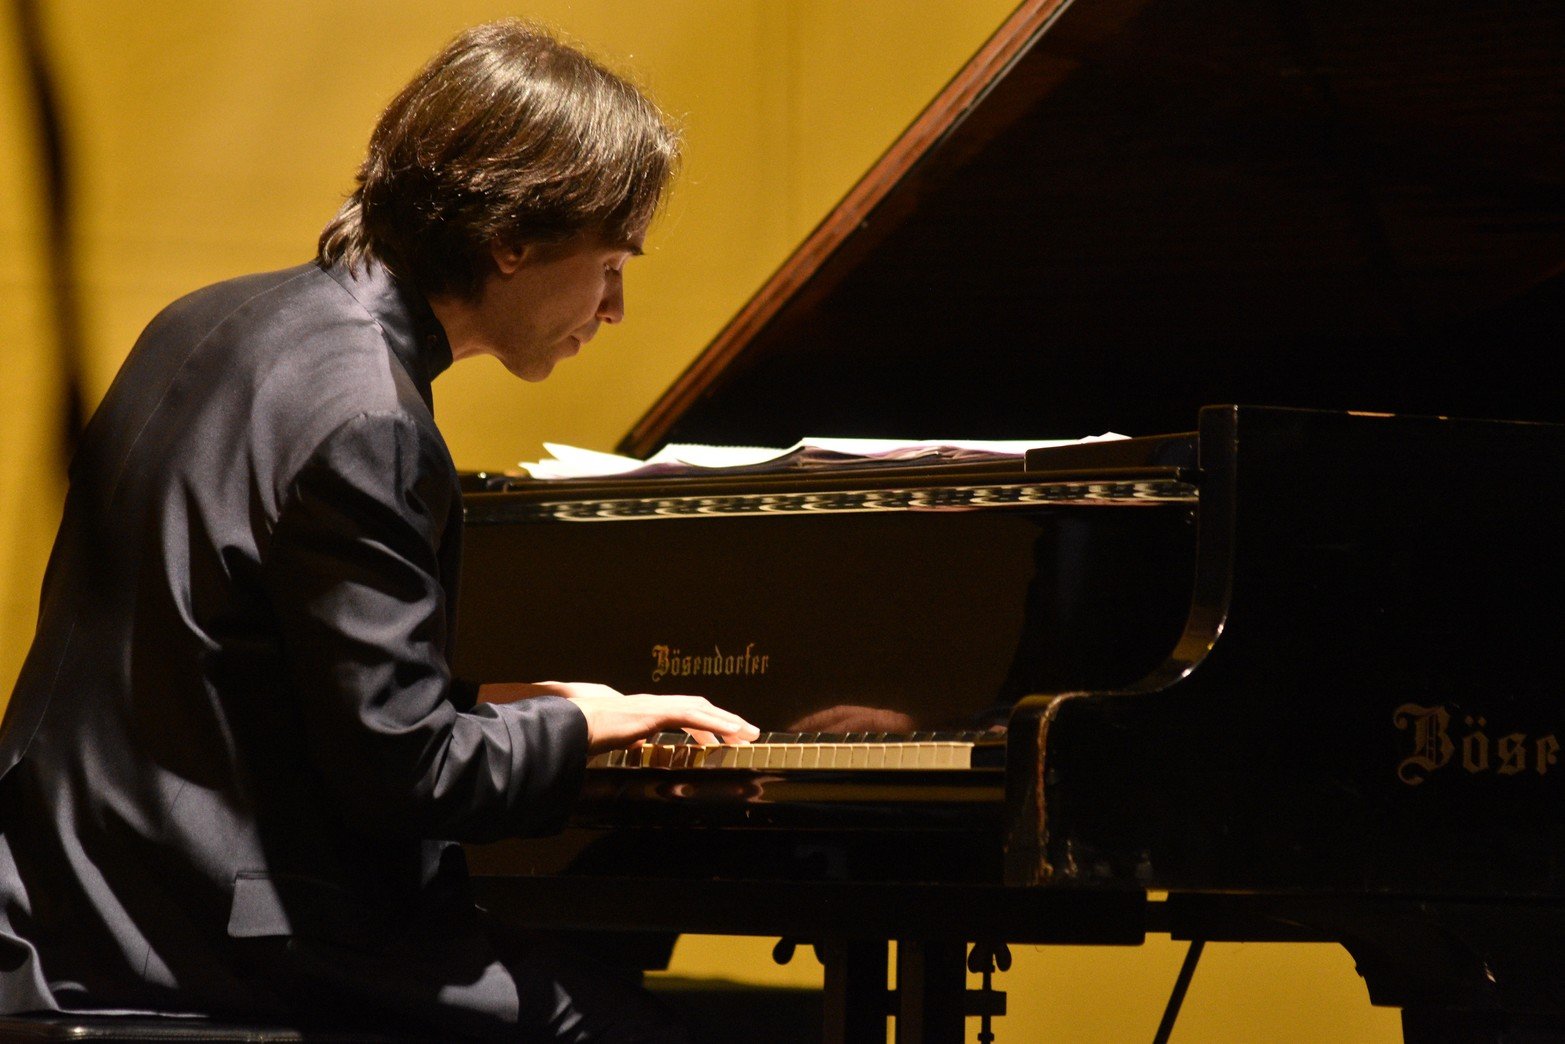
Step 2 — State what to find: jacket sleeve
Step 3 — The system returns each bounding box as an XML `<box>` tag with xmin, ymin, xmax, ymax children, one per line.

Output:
<box><xmin>262</xmin><ymin>410</ymin><xmax>588</xmax><ymax>842</ymax></box>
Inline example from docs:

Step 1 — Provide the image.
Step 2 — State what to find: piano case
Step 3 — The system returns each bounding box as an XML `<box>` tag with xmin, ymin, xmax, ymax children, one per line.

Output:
<box><xmin>456</xmin><ymin>1</ymin><xmax>1565</xmax><ymax>1040</ymax></box>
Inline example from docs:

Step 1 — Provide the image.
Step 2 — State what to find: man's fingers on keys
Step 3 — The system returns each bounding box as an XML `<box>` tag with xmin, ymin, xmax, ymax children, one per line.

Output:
<box><xmin>707</xmin><ymin>716</ymin><xmax>759</xmax><ymax>744</ymax></box>
<box><xmin>662</xmin><ymin>696</ymin><xmax>757</xmax><ymax>743</ymax></box>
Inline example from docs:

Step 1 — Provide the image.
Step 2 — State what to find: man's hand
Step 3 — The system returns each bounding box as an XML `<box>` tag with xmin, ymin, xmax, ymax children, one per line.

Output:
<box><xmin>477</xmin><ymin>681</ymin><xmax>760</xmax><ymax>754</ymax></box>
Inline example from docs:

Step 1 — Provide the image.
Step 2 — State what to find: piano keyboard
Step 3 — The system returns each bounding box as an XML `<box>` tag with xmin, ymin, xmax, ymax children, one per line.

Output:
<box><xmin>588</xmin><ymin>731</ymin><xmax>999</xmax><ymax>770</ymax></box>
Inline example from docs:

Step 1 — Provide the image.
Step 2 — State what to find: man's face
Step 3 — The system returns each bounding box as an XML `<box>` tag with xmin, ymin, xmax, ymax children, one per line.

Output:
<box><xmin>464</xmin><ymin>232</ymin><xmax>643</xmax><ymax>382</ymax></box>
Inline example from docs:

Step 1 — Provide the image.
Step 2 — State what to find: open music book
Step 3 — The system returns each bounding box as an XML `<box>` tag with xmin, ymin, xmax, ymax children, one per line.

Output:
<box><xmin>516</xmin><ymin>434</ymin><xmax>1127</xmax><ymax>480</ymax></box>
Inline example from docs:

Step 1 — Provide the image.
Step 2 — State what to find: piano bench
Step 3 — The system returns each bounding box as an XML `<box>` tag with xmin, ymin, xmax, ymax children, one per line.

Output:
<box><xmin>0</xmin><ymin>1014</ymin><xmax>406</xmax><ymax>1042</ymax></box>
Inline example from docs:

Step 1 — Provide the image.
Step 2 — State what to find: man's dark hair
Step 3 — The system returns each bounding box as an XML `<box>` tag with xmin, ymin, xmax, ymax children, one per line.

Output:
<box><xmin>318</xmin><ymin>20</ymin><xmax>679</xmax><ymax>299</ymax></box>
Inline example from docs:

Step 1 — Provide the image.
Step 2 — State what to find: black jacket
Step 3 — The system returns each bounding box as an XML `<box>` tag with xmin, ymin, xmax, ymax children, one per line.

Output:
<box><xmin>0</xmin><ymin>261</ymin><xmax>587</xmax><ymax>1025</ymax></box>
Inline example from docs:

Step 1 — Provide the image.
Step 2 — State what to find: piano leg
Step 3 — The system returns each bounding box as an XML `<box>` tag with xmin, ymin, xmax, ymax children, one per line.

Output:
<box><xmin>1400</xmin><ymin>1007</ymin><xmax>1565</xmax><ymax>1044</ymax></box>
<box><xmin>1330</xmin><ymin>901</ymin><xmax>1565</xmax><ymax>1043</ymax></box>
<box><xmin>818</xmin><ymin>939</ymin><xmax>889</xmax><ymax>1044</ymax></box>
<box><xmin>1167</xmin><ymin>893</ymin><xmax>1565</xmax><ymax>1043</ymax></box>
<box><xmin>895</xmin><ymin>938</ymin><xmax>967</xmax><ymax>1044</ymax></box>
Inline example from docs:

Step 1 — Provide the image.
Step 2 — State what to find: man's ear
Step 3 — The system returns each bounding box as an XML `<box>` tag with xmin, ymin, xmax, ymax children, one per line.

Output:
<box><xmin>490</xmin><ymin>240</ymin><xmax>532</xmax><ymax>277</ymax></box>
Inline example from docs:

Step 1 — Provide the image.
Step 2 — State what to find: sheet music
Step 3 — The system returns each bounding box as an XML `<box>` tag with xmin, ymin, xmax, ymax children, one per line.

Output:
<box><xmin>516</xmin><ymin>433</ymin><xmax>1127</xmax><ymax>480</ymax></box>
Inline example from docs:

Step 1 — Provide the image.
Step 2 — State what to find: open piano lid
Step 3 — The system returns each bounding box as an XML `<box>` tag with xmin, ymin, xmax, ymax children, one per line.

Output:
<box><xmin>622</xmin><ymin>0</ymin><xmax>1565</xmax><ymax>457</ymax></box>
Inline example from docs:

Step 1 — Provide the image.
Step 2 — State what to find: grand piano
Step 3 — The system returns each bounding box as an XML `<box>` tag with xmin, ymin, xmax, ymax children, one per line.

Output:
<box><xmin>453</xmin><ymin>0</ymin><xmax>1565</xmax><ymax>1040</ymax></box>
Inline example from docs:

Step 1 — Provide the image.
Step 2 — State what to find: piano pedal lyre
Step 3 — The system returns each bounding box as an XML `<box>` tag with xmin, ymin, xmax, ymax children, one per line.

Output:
<box><xmin>771</xmin><ymin>936</ymin><xmax>1011</xmax><ymax>1042</ymax></box>
<box><xmin>967</xmin><ymin>941</ymin><xmax>1011</xmax><ymax>1043</ymax></box>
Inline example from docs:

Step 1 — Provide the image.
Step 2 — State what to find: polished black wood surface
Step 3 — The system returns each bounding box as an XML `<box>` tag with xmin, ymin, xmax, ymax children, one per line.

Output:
<box><xmin>1010</xmin><ymin>407</ymin><xmax>1565</xmax><ymax>898</ymax></box>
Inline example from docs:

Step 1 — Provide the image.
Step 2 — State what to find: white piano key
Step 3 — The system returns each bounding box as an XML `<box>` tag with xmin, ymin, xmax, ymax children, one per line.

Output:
<box><xmin>816</xmin><ymin>743</ymin><xmax>849</xmax><ymax>768</ymax></box>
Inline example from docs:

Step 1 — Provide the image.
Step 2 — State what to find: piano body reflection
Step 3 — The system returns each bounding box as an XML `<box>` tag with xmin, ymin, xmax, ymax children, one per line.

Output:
<box><xmin>454</xmin><ymin>0</ymin><xmax>1565</xmax><ymax>1040</ymax></box>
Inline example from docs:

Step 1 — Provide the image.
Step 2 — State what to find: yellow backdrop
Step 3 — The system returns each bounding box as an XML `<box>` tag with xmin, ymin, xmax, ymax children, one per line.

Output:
<box><xmin>0</xmin><ymin>3</ymin><xmax>1398</xmax><ymax>1040</ymax></box>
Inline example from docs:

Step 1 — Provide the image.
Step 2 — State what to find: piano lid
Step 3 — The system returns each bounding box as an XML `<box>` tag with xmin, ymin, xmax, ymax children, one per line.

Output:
<box><xmin>623</xmin><ymin>0</ymin><xmax>1565</xmax><ymax>457</ymax></box>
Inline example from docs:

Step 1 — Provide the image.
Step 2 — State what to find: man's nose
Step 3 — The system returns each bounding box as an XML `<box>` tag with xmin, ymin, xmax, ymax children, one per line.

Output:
<box><xmin>597</xmin><ymin>281</ymin><xmax>625</xmax><ymax>324</ymax></box>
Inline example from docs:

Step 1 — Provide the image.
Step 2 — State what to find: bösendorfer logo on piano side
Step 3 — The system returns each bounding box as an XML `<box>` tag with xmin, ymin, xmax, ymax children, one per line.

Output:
<box><xmin>1394</xmin><ymin>703</ymin><xmax>1560</xmax><ymax>786</ymax></box>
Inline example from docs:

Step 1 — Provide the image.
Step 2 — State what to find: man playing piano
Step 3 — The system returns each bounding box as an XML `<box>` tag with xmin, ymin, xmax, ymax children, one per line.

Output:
<box><xmin>0</xmin><ymin>20</ymin><xmax>754</xmax><ymax>1042</ymax></box>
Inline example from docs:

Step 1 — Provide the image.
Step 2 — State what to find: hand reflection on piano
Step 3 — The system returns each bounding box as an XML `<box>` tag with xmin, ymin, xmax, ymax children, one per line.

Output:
<box><xmin>475</xmin><ymin>680</ymin><xmax>760</xmax><ymax>753</ymax></box>
<box><xmin>785</xmin><ymin>704</ymin><xmax>917</xmax><ymax>734</ymax></box>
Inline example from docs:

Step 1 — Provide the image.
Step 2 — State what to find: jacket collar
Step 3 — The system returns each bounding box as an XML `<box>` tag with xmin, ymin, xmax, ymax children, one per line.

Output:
<box><xmin>322</xmin><ymin>259</ymin><xmax>452</xmax><ymax>414</ymax></box>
